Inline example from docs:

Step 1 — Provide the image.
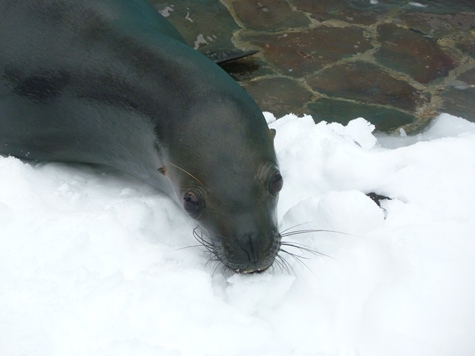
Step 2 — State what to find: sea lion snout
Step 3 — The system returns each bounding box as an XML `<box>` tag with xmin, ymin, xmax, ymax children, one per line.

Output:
<box><xmin>202</xmin><ymin>211</ymin><xmax>281</xmax><ymax>274</ymax></box>
<box><xmin>232</xmin><ymin>231</ymin><xmax>282</xmax><ymax>274</ymax></box>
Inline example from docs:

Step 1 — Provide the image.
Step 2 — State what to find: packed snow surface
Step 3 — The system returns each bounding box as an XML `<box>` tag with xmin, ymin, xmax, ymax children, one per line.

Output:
<box><xmin>1</xmin><ymin>113</ymin><xmax>475</xmax><ymax>356</ymax></box>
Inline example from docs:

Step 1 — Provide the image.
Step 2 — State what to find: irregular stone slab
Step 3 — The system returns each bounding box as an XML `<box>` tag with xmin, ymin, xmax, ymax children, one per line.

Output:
<box><xmin>242</xmin><ymin>77</ymin><xmax>312</xmax><ymax>117</ymax></box>
<box><xmin>307</xmin><ymin>98</ymin><xmax>416</xmax><ymax>132</ymax></box>
<box><xmin>243</xmin><ymin>27</ymin><xmax>373</xmax><ymax>77</ymax></box>
<box><xmin>375</xmin><ymin>24</ymin><xmax>457</xmax><ymax>83</ymax></box>
<box><xmin>307</xmin><ymin>61</ymin><xmax>428</xmax><ymax>111</ymax></box>
<box><xmin>290</xmin><ymin>0</ymin><xmax>391</xmax><ymax>25</ymax></box>
<box><xmin>458</xmin><ymin>68</ymin><xmax>475</xmax><ymax>85</ymax></box>
<box><xmin>150</xmin><ymin>0</ymin><xmax>238</xmax><ymax>50</ymax></box>
<box><xmin>150</xmin><ymin>0</ymin><xmax>474</xmax><ymax>133</ymax></box>
<box><xmin>226</xmin><ymin>0</ymin><xmax>310</xmax><ymax>31</ymax></box>
<box><xmin>400</xmin><ymin>13</ymin><xmax>475</xmax><ymax>38</ymax></box>
<box><xmin>458</xmin><ymin>31</ymin><xmax>475</xmax><ymax>58</ymax></box>
<box><xmin>442</xmin><ymin>68</ymin><xmax>475</xmax><ymax>122</ymax></box>
<box><xmin>401</xmin><ymin>0</ymin><xmax>475</xmax><ymax>13</ymax></box>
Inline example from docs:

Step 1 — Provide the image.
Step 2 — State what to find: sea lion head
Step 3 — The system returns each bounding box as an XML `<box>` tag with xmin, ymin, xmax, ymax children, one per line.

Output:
<box><xmin>161</xmin><ymin>97</ymin><xmax>283</xmax><ymax>274</ymax></box>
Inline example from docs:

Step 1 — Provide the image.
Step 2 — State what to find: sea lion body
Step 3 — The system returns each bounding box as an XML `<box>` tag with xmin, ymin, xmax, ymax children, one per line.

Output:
<box><xmin>0</xmin><ymin>0</ymin><xmax>282</xmax><ymax>273</ymax></box>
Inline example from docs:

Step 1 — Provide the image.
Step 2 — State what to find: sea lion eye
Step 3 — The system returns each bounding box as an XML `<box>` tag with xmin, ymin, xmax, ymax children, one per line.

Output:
<box><xmin>183</xmin><ymin>191</ymin><xmax>203</xmax><ymax>216</ymax></box>
<box><xmin>268</xmin><ymin>171</ymin><xmax>283</xmax><ymax>197</ymax></box>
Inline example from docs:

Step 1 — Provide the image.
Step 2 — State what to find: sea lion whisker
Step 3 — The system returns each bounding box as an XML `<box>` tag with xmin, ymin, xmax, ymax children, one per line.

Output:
<box><xmin>272</xmin><ymin>256</ymin><xmax>283</xmax><ymax>273</ymax></box>
<box><xmin>276</xmin><ymin>254</ymin><xmax>296</xmax><ymax>276</ymax></box>
<box><xmin>272</xmin><ymin>261</ymin><xmax>283</xmax><ymax>275</ymax></box>
<box><xmin>177</xmin><ymin>244</ymin><xmax>205</xmax><ymax>251</ymax></box>
<box><xmin>194</xmin><ymin>237</ymin><xmax>213</xmax><ymax>249</ymax></box>
<box><xmin>211</xmin><ymin>260</ymin><xmax>223</xmax><ymax>278</ymax></box>
<box><xmin>281</xmin><ymin>242</ymin><xmax>334</xmax><ymax>259</ymax></box>
<box><xmin>195</xmin><ymin>241</ymin><xmax>215</xmax><ymax>254</ymax></box>
<box><xmin>204</xmin><ymin>258</ymin><xmax>213</xmax><ymax>269</ymax></box>
<box><xmin>279</xmin><ymin>249</ymin><xmax>314</xmax><ymax>273</ymax></box>
<box><xmin>274</xmin><ymin>255</ymin><xmax>288</xmax><ymax>274</ymax></box>
<box><xmin>221</xmin><ymin>264</ymin><xmax>235</xmax><ymax>278</ymax></box>
<box><xmin>204</xmin><ymin>256</ymin><xmax>218</xmax><ymax>269</ymax></box>
<box><xmin>169</xmin><ymin>162</ymin><xmax>205</xmax><ymax>186</ymax></box>
<box><xmin>279</xmin><ymin>222</ymin><xmax>323</xmax><ymax>234</ymax></box>
<box><xmin>192</xmin><ymin>228</ymin><xmax>222</xmax><ymax>268</ymax></box>
<box><xmin>276</xmin><ymin>254</ymin><xmax>291</xmax><ymax>272</ymax></box>
<box><xmin>280</xmin><ymin>229</ymin><xmax>351</xmax><ymax>237</ymax></box>
<box><xmin>192</xmin><ymin>227</ymin><xmax>214</xmax><ymax>248</ymax></box>
<box><xmin>280</xmin><ymin>241</ymin><xmax>319</xmax><ymax>252</ymax></box>
<box><xmin>279</xmin><ymin>248</ymin><xmax>312</xmax><ymax>260</ymax></box>
<box><xmin>268</xmin><ymin>264</ymin><xmax>276</xmax><ymax>274</ymax></box>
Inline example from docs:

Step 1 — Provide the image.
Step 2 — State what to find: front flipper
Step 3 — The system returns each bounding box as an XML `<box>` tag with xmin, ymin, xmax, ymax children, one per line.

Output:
<box><xmin>202</xmin><ymin>49</ymin><xmax>258</xmax><ymax>65</ymax></box>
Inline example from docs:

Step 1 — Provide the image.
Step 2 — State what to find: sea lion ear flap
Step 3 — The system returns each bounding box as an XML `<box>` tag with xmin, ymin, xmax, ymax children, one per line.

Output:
<box><xmin>269</xmin><ymin>128</ymin><xmax>276</xmax><ymax>140</ymax></box>
<box><xmin>158</xmin><ymin>166</ymin><xmax>167</xmax><ymax>175</ymax></box>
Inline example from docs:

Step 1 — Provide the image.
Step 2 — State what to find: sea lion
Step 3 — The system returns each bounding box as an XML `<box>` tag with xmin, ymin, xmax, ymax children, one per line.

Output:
<box><xmin>0</xmin><ymin>0</ymin><xmax>283</xmax><ymax>274</ymax></box>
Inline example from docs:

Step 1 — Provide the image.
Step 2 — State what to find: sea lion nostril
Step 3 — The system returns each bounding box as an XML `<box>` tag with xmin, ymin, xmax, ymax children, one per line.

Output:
<box><xmin>241</xmin><ymin>234</ymin><xmax>260</xmax><ymax>264</ymax></box>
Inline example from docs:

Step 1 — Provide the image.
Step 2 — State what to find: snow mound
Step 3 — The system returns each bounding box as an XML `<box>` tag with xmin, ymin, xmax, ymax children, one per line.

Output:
<box><xmin>1</xmin><ymin>113</ymin><xmax>475</xmax><ymax>356</ymax></box>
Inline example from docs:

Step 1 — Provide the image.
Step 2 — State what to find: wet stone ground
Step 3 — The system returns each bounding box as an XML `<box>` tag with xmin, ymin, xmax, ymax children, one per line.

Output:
<box><xmin>150</xmin><ymin>0</ymin><xmax>475</xmax><ymax>133</ymax></box>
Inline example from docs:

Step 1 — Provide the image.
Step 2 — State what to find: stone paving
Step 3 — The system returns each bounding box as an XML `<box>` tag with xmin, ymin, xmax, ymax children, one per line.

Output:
<box><xmin>150</xmin><ymin>0</ymin><xmax>475</xmax><ymax>133</ymax></box>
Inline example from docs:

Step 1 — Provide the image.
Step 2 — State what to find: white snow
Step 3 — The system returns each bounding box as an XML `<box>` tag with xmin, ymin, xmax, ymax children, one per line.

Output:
<box><xmin>408</xmin><ymin>2</ymin><xmax>428</xmax><ymax>8</ymax></box>
<box><xmin>2</xmin><ymin>113</ymin><xmax>475</xmax><ymax>356</ymax></box>
<box><xmin>158</xmin><ymin>6</ymin><xmax>174</xmax><ymax>18</ymax></box>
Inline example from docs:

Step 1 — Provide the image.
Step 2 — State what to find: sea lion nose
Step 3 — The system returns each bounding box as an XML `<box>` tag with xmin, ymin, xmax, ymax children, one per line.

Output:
<box><xmin>239</xmin><ymin>233</ymin><xmax>261</xmax><ymax>264</ymax></box>
<box><xmin>218</xmin><ymin>214</ymin><xmax>279</xmax><ymax>273</ymax></box>
<box><xmin>234</xmin><ymin>233</ymin><xmax>275</xmax><ymax>274</ymax></box>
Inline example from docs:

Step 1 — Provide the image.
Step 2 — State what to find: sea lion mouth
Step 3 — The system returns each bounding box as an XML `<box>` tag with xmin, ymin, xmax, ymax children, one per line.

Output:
<box><xmin>224</xmin><ymin>250</ymin><xmax>278</xmax><ymax>275</ymax></box>
<box><xmin>235</xmin><ymin>265</ymin><xmax>271</xmax><ymax>274</ymax></box>
<box><xmin>220</xmin><ymin>251</ymin><xmax>277</xmax><ymax>274</ymax></box>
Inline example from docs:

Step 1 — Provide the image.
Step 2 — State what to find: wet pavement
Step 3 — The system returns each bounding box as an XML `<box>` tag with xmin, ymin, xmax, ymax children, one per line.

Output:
<box><xmin>150</xmin><ymin>0</ymin><xmax>475</xmax><ymax>133</ymax></box>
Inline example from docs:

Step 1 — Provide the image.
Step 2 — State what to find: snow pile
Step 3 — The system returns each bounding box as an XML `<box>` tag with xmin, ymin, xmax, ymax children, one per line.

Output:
<box><xmin>1</xmin><ymin>113</ymin><xmax>475</xmax><ymax>356</ymax></box>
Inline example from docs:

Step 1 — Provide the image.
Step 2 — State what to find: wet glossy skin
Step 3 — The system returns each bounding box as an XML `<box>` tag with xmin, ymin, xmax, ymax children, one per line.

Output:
<box><xmin>0</xmin><ymin>0</ymin><xmax>282</xmax><ymax>273</ymax></box>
